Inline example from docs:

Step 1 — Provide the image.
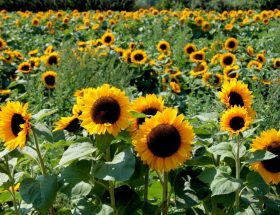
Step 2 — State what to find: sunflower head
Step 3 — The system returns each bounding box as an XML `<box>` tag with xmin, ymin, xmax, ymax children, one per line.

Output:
<box><xmin>0</xmin><ymin>101</ymin><xmax>31</xmax><ymax>150</ymax></box>
<box><xmin>79</xmin><ymin>84</ymin><xmax>130</xmax><ymax>136</ymax></box>
<box><xmin>223</xmin><ymin>65</ymin><xmax>239</xmax><ymax>80</ymax></box>
<box><xmin>190</xmin><ymin>61</ymin><xmax>208</xmax><ymax>77</ymax></box>
<box><xmin>184</xmin><ymin>43</ymin><xmax>197</xmax><ymax>55</ymax></box>
<box><xmin>157</xmin><ymin>41</ymin><xmax>170</xmax><ymax>53</ymax></box>
<box><xmin>41</xmin><ymin>71</ymin><xmax>57</xmax><ymax>89</ymax></box>
<box><xmin>202</xmin><ymin>73</ymin><xmax>223</xmax><ymax>87</ymax></box>
<box><xmin>248</xmin><ymin>60</ymin><xmax>262</xmax><ymax>70</ymax></box>
<box><xmin>220</xmin><ymin>106</ymin><xmax>252</xmax><ymax>135</ymax></box>
<box><xmin>202</xmin><ymin>21</ymin><xmax>211</xmax><ymax>31</ymax></box>
<box><xmin>224</xmin><ymin>37</ymin><xmax>238</xmax><ymax>52</ymax></box>
<box><xmin>190</xmin><ymin>51</ymin><xmax>206</xmax><ymax>63</ymax></box>
<box><xmin>219</xmin><ymin>79</ymin><xmax>253</xmax><ymax>109</ymax></box>
<box><xmin>101</xmin><ymin>32</ymin><xmax>115</xmax><ymax>46</ymax></box>
<box><xmin>18</xmin><ymin>62</ymin><xmax>32</xmax><ymax>74</ymax></box>
<box><xmin>53</xmin><ymin>115</ymin><xmax>80</xmax><ymax>133</ymax></box>
<box><xmin>132</xmin><ymin>108</ymin><xmax>194</xmax><ymax>172</ymax></box>
<box><xmin>45</xmin><ymin>52</ymin><xmax>60</xmax><ymax>66</ymax></box>
<box><xmin>130</xmin><ymin>94</ymin><xmax>164</xmax><ymax>131</ymax></box>
<box><xmin>272</xmin><ymin>58</ymin><xmax>280</xmax><ymax>69</ymax></box>
<box><xmin>220</xmin><ymin>53</ymin><xmax>236</xmax><ymax>68</ymax></box>
<box><xmin>1</xmin><ymin>50</ymin><xmax>14</xmax><ymax>64</ymax></box>
<box><xmin>31</xmin><ymin>17</ymin><xmax>40</xmax><ymax>26</ymax></box>
<box><xmin>250</xmin><ymin>129</ymin><xmax>280</xmax><ymax>184</ymax></box>
<box><xmin>256</xmin><ymin>53</ymin><xmax>266</xmax><ymax>64</ymax></box>
<box><xmin>130</xmin><ymin>50</ymin><xmax>148</xmax><ymax>65</ymax></box>
<box><xmin>0</xmin><ymin>38</ymin><xmax>7</xmax><ymax>50</ymax></box>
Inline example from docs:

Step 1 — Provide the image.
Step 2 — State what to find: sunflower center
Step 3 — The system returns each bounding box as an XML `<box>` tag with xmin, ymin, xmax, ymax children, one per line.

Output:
<box><xmin>91</xmin><ymin>96</ymin><xmax>120</xmax><ymax>124</ymax></box>
<box><xmin>227</xmin><ymin>69</ymin><xmax>237</xmax><ymax>78</ymax></box>
<box><xmin>229</xmin><ymin>92</ymin><xmax>244</xmax><ymax>107</ymax></box>
<box><xmin>65</xmin><ymin>118</ymin><xmax>80</xmax><ymax>133</ymax></box>
<box><xmin>11</xmin><ymin>114</ymin><xmax>25</xmax><ymax>136</ymax></box>
<box><xmin>134</xmin><ymin>53</ymin><xmax>144</xmax><ymax>62</ymax></box>
<box><xmin>223</xmin><ymin>56</ymin><xmax>233</xmax><ymax>65</ymax></box>
<box><xmin>187</xmin><ymin>47</ymin><xmax>194</xmax><ymax>54</ymax></box>
<box><xmin>210</xmin><ymin>75</ymin><xmax>220</xmax><ymax>85</ymax></box>
<box><xmin>228</xmin><ymin>41</ymin><xmax>236</xmax><ymax>49</ymax></box>
<box><xmin>137</xmin><ymin>108</ymin><xmax>159</xmax><ymax>126</ymax></box>
<box><xmin>229</xmin><ymin>116</ymin><xmax>245</xmax><ymax>131</ymax></box>
<box><xmin>45</xmin><ymin>75</ymin><xmax>55</xmax><ymax>86</ymax></box>
<box><xmin>160</xmin><ymin>44</ymin><xmax>167</xmax><ymax>50</ymax></box>
<box><xmin>22</xmin><ymin>65</ymin><xmax>30</xmax><ymax>71</ymax></box>
<box><xmin>104</xmin><ymin>36</ymin><xmax>112</xmax><ymax>43</ymax></box>
<box><xmin>195</xmin><ymin>54</ymin><xmax>203</xmax><ymax>60</ymax></box>
<box><xmin>48</xmin><ymin>56</ymin><xmax>58</xmax><ymax>65</ymax></box>
<box><xmin>261</xmin><ymin>142</ymin><xmax>280</xmax><ymax>173</ymax></box>
<box><xmin>147</xmin><ymin>124</ymin><xmax>181</xmax><ymax>158</ymax></box>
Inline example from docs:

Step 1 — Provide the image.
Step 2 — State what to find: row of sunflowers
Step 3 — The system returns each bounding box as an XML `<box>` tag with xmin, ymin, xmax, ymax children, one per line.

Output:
<box><xmin>0</xmin><ymin>7</ymin><xmax>279</xmax><ymax>215</ymax></box>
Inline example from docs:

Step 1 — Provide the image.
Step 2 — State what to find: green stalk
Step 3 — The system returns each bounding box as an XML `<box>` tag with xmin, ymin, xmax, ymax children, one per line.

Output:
<box><xmin>143</xmin><ymin>168</ymin><xmax>149</xmax><ymax>212</ymax></box>
<box><xmin>235</xmin><ymin>141</ymin><xmax>241</xmax><ymax>209</ymax></box>
<box><xmin>4</xmin><ymin>157</ymin><xmax>19</xmax><ymax>215</ymax></box>
<box><xmin>162</xmin><ymin>172</ymin><xmax>168</xmax><ymax>215</ymax></box>
<box><xmin>106</xmin><ymin>148</ymin><xmax>116</xmax><ymax>213</ymax></box>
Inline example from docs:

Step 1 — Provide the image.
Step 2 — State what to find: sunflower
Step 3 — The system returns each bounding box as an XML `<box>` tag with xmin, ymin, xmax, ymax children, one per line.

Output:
<box><xmin>31</xmin><ymin>18</ymin><xmax>40</xmax><ymax>27</ymax></box>
<box><xmin>28</xmin><ymin>49</ymin><xmax>39</xmax><ymax>57</ymax></box>
<box><xmin>45</xmin><ymin>52</ymin><xmax>60</xmax><ymax>66</ymax></box>
<box><xmin>18</xmin><ymin>62</ymin><xmax>32</xmax><ymax>74</ymax></box>
<box><xmin>0</xmin><ymin>101</ymin><xmax>31</xmax><ymax>150</ymax></box>
<box><xmin>202</xmin><ymin>73</ymin><xmax>223</xmax><ymax>87</ymax></box>
<box><xmin>272</xmin><ymin>58</ymin><xmax>280</xmax><ymax>69</ymax></box>
<box><xmin>220</xmin><ymin>106</ymin><xmax>252</xmax><ymax>135</ymax></box>
<box><xmin>202</xmin><ymin>21</ymin><xmax>211</xmax><ymax>31</ymax></box>
<box><xmin>45</xmin><ymin>45</ymin><xmax>54</xmax><ymax>55</ymax></box>
<box><xmin>130</xmin><ymin>50</ymin><xmax>148</xmax><ymax>64</ymax></box>
<box><xmin>1</xmin><ymin>50</ymin><xmax>14</xmax><ymax>64</ymax></box>
<box><xmin>129</xmin><ymin>42</ymin><xmax>136</xmax><ymax>50</ymax></box>
<box><xmin>170</xmin><ymin>81</ymin><xmax>181</xmax><ymax>93</ymax></box>
<box><xmin>250</xmin><ymin>129</ymin><xmax>280</xmax><ymax>184</ymax></box>
<box><xmin>183</xmin><ymin>43</ymin><xmax>197</xmax><ymax>55</ymax></box>
<box><xmin>0</xmin><ymin>89</ymin><xmax>11</xmax><ymax>96</ymax></box>
<box><xmin>132</xmin><ymin>108</ymin><xmax>194</xmax><ymax>172</ymax></box>
<box><xmin>130</xmin><ymin>94</ymin><xmax>164</xmax><ymax>131</ymax></box>
<box><xmin>246</xmin><ymin>46</ymin><xmax>254</xmax><ymax>57</ymax></box>
<box><xmin>256</xmin><ymin>53</ymin><xmax>266</xmax><ymax>64</ymax></box>
<box><xmin>79</xmin><ymin>84</ymin><xmax>130</xmax><ymax>136</ymax></box>
<box><xmin>190</xmin><ymin>61</ymin><xmax>208</xmax><ymax>77</ymax></box>
<box><xmin>53</xmin><ymin>105</ymin><xmax>81</xmax><ymax>132</ymax></box>
<box><xmin>157</xmin><ymin>41</ymin><xmax>170</xmax><ymax>53</ymax></box>
<box><xmin>194</xmin><ymin>16</ymin><xmax>204</xmax><ymax>26</ymax></box>
<box><xmin>219</xmin><ymin>79</ymin><xmax>253</xmax><ymax>109</ymax></box>
<box><xmin>248</xmin><ymin>60</ymin><xmax>262</xmax><ymax>70</ymax></box>
<box><xmin>164</xmin><ymin>67</ymin><xmax>181</xmax><ymax>78</ymax></box>
<box><xmin>0</xmin><ymin>38</ymin><xmax>7</xmax><ymax>50</ymax></box>
<box><xmin>210</xmin><ymin>53</ymin><xmax>221</xmax><ymax>65</ymax></box>
<box><xmin>189</xmin><ymin>51</ymin><xmax>205</xmax><ymax>63</ymax></box>
<box><xmin>41</xmin><ymin>71</ymin><xmax>57</xmax><ymax>89</ymax></box>
<box><xmin>224</xmin><ymin>37</ymin><xmax>238</xmax><ymax>52</ymax></box>
<box><xmin>223</xmin><ymin>65</ymin><xmax>239</xmax><ymax>80</ymax></box>
<box><xmin>29</xmin><ymin>57</ymin><xmax>40</xmax><ymax>68</ymax></box>
<box><xmin>101</xmin><ymin>32</ymin><xmax>115</xmax><ymax>46</ymax></box>
<box><xmin>225</xmin><ymin>23</ymin><xmax>233</xmax><ymax>31</ymax></box>
<box><xmin>220</xmin><ymin>53</ymin><xmax>236</xmax><ymax>68</ymax></box>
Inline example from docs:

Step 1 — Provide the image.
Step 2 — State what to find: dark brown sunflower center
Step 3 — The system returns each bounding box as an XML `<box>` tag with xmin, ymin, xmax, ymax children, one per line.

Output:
<box><xmin>227</xmin><ymin>70</ymin><xmax>237</xmax><ymax>78</ymax></box>
<box><xmin>223</xmin><ymin>56</ymin><xmax>233</xmax><ymax>65</ymax></box>
<box><xmin>229</xmin><ymin>116</ymin><xmax>245</xmax><ymax>131</ymax></box>
<box><xmin>261</xmin><ymin>142</ymin><xmax>280</xmax><ymax>173</ymax></box>
<box><xmin>209</xmin><ymin>75</ymin><xmax>220</xmax><ymax>85</ymax></box>
<box><xmin>22</xmin><ymin>65</ymin><xmax>30</xmax><ymax>71</ymax></box>
<box><xmin>45</xmin><ymin>75</ymin><xmax>55</xmax><ymax>86</ymax></box>
<box><xmin>258</xmin><ymin>56</ymin><xmax>264</xmax><ymax>63</ymax></box>
<box><xmin>91</xmin><ymin>96</ymin><xmax>120</xmax><ymax>124</ymax></box>
<box><xmin>134</xmin><ymin>53</ymin><xmax>144</xmax><ymax>62</ymax></box>
<box><xmin>229</xmin><ymin>91</ymin><xmax>244</xmax><ymax>107</ymax></box>
<box><xmin>137</xmin><ymin>108</ymin><xmax>159</xmax><ymax>126</ymax></box>
<box><xmin>228</xmin><ymin>41</ymin><xmax>236</xmax><ymax>49</ymax></box>
<box><xmin>65</xmin><ymin>118</ymin><xmax>80</xmax><ymax>133</ymax></box>
<box><xmin>30</xmin><ymin>61</ymin><xmax>35</xmax><ymax>67</ymax></box>
<box><xmin>147</xmin><ymin>124</ymin><xmax>181</xmax><ymax>158</ymax></box>
<box><xmin>11</xmin><ymin>113</ymin><xmax>25</xmax><ymax>136</ymax></box>
<box><xmin>48</xmin><ymin>56</ymin><xmax>58</xmax><ymax>65</ymax></box>
<box><xmin>160</xmin><ymin>44</ymin><xmax>167</xmax><ymax>50</ymax></box>
<box><xmin>194</xmin><ymin>54</ymin><xmax>203</xmax><ymax>60</ymax></box>
<box><xmin>275</xmin><ymin>61</ymin><xmax>280</xmax><ymax>67</ymax></box>
<box><xmin>104</xmin><ymin>36</ymin><xmax>112</xmax><ymax>43</ymax></box>
<box><xmin>187</xmin><ymin>47</ymin><xmax>194</xmax><ymax>54</ymax></box>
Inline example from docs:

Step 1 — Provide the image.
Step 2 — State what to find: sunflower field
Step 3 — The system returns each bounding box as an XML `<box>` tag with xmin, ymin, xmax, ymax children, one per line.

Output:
<box><xmin>0</xmin><ymin>6</ymin><xmax>280</xmax><ymax>215</ymax></box>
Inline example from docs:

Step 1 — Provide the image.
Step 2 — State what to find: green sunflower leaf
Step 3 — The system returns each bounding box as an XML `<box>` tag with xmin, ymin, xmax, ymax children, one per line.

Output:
<box><xmin>246</xmin><ymin>150</ymin><xmax>277</xmax><ymax>163</ymax></box>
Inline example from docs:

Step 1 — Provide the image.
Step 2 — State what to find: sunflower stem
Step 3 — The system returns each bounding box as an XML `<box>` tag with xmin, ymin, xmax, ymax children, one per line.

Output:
<box><xmin>4</xmin><ymin>157</ymin><xmax>19</xmax><ymax>215</ymax></box>
<box><xmin>106</xmin><ymin>148</ymin><xmax>116</xmax><ymax>213</ymax></box>
<box><xmin>143</xmin><ymin>168</ymin><xmax>149</xmax><ymax>213</ymax></box>
<box><xmin>32</xmin><ymin>128</ymin><xmax>47</xmax><ymax>176</ymax></box>
<box><xmin>235</xmin><ymin>140</ymin><xmax>241</xmax><ymax>210</ymax></box>
<box><xmin>162</xmin><ymin>172</ymin><xmax>168</xmax><ymax>215</ymax></box>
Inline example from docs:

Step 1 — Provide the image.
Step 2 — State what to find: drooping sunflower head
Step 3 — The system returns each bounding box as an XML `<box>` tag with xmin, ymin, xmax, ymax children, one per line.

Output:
<box><xmin>53</xmin><ymin>115</ymin><xmax>80</xmax><ymax>133</ymax></box>
<box><xmin>183</xmin><ymin>43</ymin><xmax>197</xmax><ymax>55</ymax></box>
<box><xmin>130</xmin><ymin>50</ymin><xmax>148</xmax><ymax>64</ymax></box>
<box><xmin>220</xmin><ymin>53</ymin><xmax>236</xmax><ymax>68</ymax></box>
<box><xmin>246</xmin><ymin>46</ymin><xmax>254</xmax><ymax>56</ymax></box>
<box><xmin>220</xmin><ymin>106</ymin><xmax>252</xmax><ymax>135</ymax></box>
<box><xmin>190</xmin><ymin>61</ymin><xmax>208</xmax><ymax>77</ymax></box>
<box><xmin>79</xmin><ymin>84</ymin><xmax>130</xmax><ymax>136</ymax></box>
<box><xmin>272</xmin><ymin>58</ymin><xmax>280</xmax><ymax>69</ymax></box>
<box><xmin>18</xmin><ymin>62</ymin><xmax>32</xmax><ymax>74</ymax></box>
<box><xmin>223</xmin><ymin>65</ymin><xmax>239</xmax><ymax>80</ymax></box>
<box><xmin>101</xmin><ymin>32</ymin><xmax>115</xmax><ymax>46</ymax></box>
<box><xmin>0</xmin><ymin>101</ymin><xmax>31</xmax><ymax>150</ymax></box>
<box><xmin>170</xmin><ymin>81</ymin><xmax>181</xmax><ymax>93</ymax></box>
<box><xmin>41</xmin><ymin>71</ymin><xmax>57</xmax><ymax>89</ymax></box>
<box><xmin>157</xmin><ymin>41</ymin><xmax>170</xmax><ymax>53</ymax></box>
<box><xmin>45</xmin><ymin>52</ymin><xmax>60</xmax><ymax>66</ymax></box>
<box><xmin>189</xmin><ymin>51</ymin><xmax>206</xmax><ymax>63</ymax></box>
<box><xmin>224</xmin><ymin>37</ymin><xmax>238</xmax><ymax>52</ymax></box>
<box><xmin>45</xmin><ymin>45</ymin><xmax>54</xmax><ymax>55</ymax></box>
<box><xmin>248</xmin><ymin>60</ymin><xmax>262</xmax><ymax>71</ymax></box>
<box><xmin>219</xmin><ymin>79</ymin><xmax>253</xmax><ymax>109</ymax></box>
<box><xmin>250</xmin><ymin>129</ymin><xmax>280</xmax><ymax>184</ymax></box>
<box><xmin>131</xmin><ymin>94</ymin><xmax>164</xmax><ymax>131</ymax></box>
<box><xmin>132</xmin><ymin>108</ymin><xmax>194</xmax><ymax>172</ymax></box>
<box><xmin>28</xmin><ymin>49</ymin><xmax>39</xmax><ymax>57</ymax></box>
